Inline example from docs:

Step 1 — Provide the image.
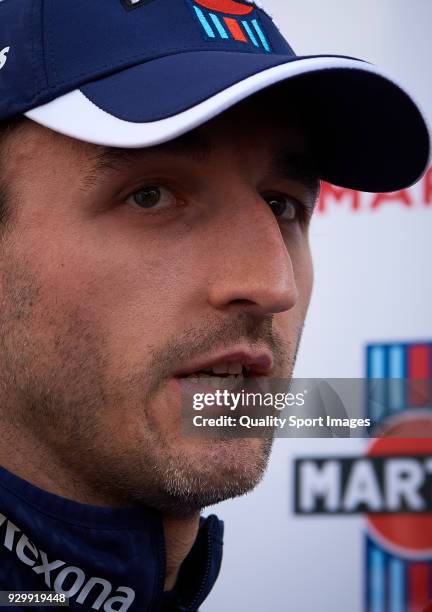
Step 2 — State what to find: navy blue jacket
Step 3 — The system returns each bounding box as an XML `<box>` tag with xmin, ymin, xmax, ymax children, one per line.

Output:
<box><xmin>0</xmin><ymin>465</ymin><xmax>224</xmax><ymax>611</ymax></box>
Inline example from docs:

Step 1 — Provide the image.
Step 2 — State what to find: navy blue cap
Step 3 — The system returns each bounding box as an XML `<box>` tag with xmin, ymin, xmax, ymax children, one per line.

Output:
<box><xmin>0</xmin><ymin>0</ymin><xmax>430</xmax><ymax>191</ymax></box>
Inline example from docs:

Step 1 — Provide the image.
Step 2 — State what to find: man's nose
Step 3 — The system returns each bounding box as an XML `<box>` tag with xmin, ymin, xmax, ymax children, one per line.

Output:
<box><xmin>206</xmin><ymin>197</ymin><xmax>299</xmax><ymax>316</ymax></box>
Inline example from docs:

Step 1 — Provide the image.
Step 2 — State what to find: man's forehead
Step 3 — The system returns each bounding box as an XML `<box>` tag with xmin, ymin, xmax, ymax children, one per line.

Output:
<box><xmin>89</xmin><ymin>98</ymin><xmax>309</xmax><ymax>168</ymax></box>
<box><xmin>90</xmin><ymin>123</ymin><xmax>312</xmax><ymax>175</ymax></box>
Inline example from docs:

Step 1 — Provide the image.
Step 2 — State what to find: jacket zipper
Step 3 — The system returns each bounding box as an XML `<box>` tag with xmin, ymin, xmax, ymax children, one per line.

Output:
<box><xmin>182</xmin><ymin>521</ymin><xmax>213</xmax><ymax>611</ymax></box>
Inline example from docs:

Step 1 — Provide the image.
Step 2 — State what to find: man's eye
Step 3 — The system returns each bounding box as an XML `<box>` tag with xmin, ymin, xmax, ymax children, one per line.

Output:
<box><xmin>125</xmin><ymin>186</ymin><xmax>176</xmax><ymax>210</ymax></box>
<box><xmin>263</xmin><ymin>193</ymin><xmax>300</xmax><ymax>222</ymax></box>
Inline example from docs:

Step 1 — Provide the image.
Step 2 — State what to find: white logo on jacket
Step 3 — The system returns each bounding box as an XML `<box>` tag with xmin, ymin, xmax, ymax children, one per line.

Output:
<box><xmin>0</xmin><ymin>513</ymin><xmax>136</xmax><ymax>611</ymax></box>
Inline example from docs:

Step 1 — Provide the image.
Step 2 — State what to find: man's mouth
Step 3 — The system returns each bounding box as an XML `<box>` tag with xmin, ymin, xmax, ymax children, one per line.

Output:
<box><xmin>181</xmin><ymin>362</ymin><xmax>248</xmax><ymax>387</ymax></box>
<box><xmin>174</xmin><ymin>349</ymin><xmax>274</xmax><ymax>388</ymax></box>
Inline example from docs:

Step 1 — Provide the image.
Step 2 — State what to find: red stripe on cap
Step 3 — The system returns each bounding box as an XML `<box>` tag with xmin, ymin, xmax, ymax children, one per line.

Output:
<box><xmin>408</xmin><ymin>345</ymin><xmax>431</xmax><ymax>406</ymax></box>
<box><xmin>408</xmin><ymin>563</ymin><xmax>429</xmax><ymax>612</ymax></box>
<box><xmin>224</xmin><ymin>17</ymin><xmax>247</xmax><ymax>41</ymax></box>
<box><xmin>194</xmin><ymin>0</ymin><xmax>254</xmax><ymax>15</ymax></box>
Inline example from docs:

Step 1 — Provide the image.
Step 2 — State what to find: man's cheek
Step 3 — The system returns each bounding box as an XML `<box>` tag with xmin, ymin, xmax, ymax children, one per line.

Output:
<box><xmin>148</xmin><ymin>384</ymin><xmax>184</xmax><ymax>433</ymax></box>
<box><xmin>291</xmin><ymin>248</ymin><xmax>314</xmax><ymax>312</ymax></box>
<box><xmin>101</xmin><ymin>298</ymin><xmax>178</xmax><ymax>369</ymax></box>
<box><xmin>119</xmin><ymin>383</ymin><xmax>184</xmax><ymax>448</ymax></box>
<box><xmin>90</xmin><ymin>270</ymin><xmax>198</xmax><ymax>363</ymax></box>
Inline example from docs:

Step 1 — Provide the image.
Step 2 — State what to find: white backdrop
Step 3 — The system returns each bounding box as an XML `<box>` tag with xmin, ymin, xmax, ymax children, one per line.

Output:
<box><xmin>204</xmin><ymin>2</ymin><xmax>432</xmax><ymax>610</ymax></box>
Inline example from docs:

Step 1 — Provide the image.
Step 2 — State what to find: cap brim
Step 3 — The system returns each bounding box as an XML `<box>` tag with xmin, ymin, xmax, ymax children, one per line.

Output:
<box><xmin>25</xmin><ymin>52</ymin><xmax>430</xmax><ymax>192</ymax></box>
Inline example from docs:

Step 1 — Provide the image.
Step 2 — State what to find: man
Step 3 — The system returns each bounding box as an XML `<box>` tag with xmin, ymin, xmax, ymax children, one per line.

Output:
<box><xmin>0</xmin><ymin>0</ymin><xmax>429</xmax><ymax>610</ymax></box>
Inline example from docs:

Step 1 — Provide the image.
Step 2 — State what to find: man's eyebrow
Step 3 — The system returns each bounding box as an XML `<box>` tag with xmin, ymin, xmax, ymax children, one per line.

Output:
<box><xmin>271</xmin><ymin>150</ymin><xmax>321</xmax><ymax>206</ymax></box>
<box><xmin>85</xmin><ymin>136</ymin><xmax>321</xmax><ymax>206</ymax></box>
<box><xmin>88</xmin><ymin>132</ymin><xmax>212</xmax><ymax>178</ymax></box>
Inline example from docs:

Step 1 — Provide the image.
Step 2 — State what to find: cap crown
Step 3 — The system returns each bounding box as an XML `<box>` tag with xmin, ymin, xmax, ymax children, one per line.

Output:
<box><xmin>0</xmin><ymin>0</ymin><xmax>294</xmax><ymax>120</ymax></box>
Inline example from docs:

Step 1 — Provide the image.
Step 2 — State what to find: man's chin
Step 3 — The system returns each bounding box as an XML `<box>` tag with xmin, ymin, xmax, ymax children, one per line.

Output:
<box><xmin>155</xmin><ymin>437</ymin><xmax>273</xmax><ymax>515</ymax></box>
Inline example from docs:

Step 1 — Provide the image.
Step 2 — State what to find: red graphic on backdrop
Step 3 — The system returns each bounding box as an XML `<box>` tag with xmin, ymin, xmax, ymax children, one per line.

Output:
<box><xmin>317</xmin><ymin>165</ymin><xmax>432</xmax><ymax>213</ymax></box>
<box><xmin>367</xmin><ymin>416</ymin><xmax>432</xmax><ymax>555</ymax></box>
<box><xmin>194</xmin><ymin>0</ymin><xmax>254</xmax><ymax>15</ymax></box>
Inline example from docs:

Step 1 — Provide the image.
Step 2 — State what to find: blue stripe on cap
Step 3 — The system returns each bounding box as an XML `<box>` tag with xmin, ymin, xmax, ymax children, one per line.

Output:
<box><xmin>193</xmin><ymin>6</ymin><xmax>215</xmax><ymax>38</ymax></box>
<box><xmin>252</xmin><ymin>19</ymin><xmax>271</xmax><ymax>52</ymax></box>
<box><xmin>209</xmin><ymin>13</ymin><xmax>229</xmax><ymax>39</ymax></box>
<box><xmin>241</xmin><ymin>20</ymin><xmax>259</xmax><ymax>47</ymax></box>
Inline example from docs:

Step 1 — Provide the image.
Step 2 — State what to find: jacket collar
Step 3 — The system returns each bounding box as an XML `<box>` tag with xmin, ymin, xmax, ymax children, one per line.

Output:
<box><xmin>0</xmin><ymin>465</ymin><xmax>223</xmax><ymax>611</ymax></box>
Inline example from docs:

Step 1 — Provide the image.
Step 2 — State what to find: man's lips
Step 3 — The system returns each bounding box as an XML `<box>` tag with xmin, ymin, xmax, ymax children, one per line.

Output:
<box><xmin>173</xmin><ymin>347</ymin><xmax>274</xmax><ymax>378</ymax></box>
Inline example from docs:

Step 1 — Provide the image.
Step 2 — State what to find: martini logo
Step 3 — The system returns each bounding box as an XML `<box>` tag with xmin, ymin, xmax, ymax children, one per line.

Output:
<box><xmin>293</xmin><ymin>341</ymin><xmax>432</xmax><ymax>611</ymax></box>
<box><xmin>295</xmin><ymin>452</ymin><xmax>432</xmax><ymax>515</ymax></box>
<box><xmin>187</xmin><ymin>0</ymin><xmax>272</xmax><ymax>52</ymax></box>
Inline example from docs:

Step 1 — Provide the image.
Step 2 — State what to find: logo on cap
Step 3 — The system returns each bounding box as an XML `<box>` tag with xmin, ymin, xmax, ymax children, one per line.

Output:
<box><xmin>194</xmin><ymin>0</ymin><xmax>254</xmax><ymax>14</ymax></box>
<box><xmin>188</xmin><ymin>0</ymin><xmax>271</xmax><ymax>52</ymax></box>
<box><xmin>0</xmin><ymin>46</ymin><xmax>9</xmax><ymax>71</ymax></box>
<box><xmin>121</xmin><ymin>0</ymin><xmax>156</xmax><ymax>10</ymax></box>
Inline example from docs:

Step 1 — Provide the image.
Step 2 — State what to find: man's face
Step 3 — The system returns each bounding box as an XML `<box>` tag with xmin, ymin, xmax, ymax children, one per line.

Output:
<box><xmin>0</xmin><ymin>99</ymin><xmax>317</xmax><ymax>513</ymax></box>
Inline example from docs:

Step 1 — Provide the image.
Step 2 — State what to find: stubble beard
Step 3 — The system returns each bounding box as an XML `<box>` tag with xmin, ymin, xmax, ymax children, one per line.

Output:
<box><xmin>0</xmin><ymin>256</ymin><xmax>300</xmax><ymax>515</ymax></box>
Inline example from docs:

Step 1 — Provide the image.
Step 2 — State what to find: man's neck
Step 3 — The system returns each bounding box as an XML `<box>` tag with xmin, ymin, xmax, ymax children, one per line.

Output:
<box><xmin>163</xmin><ymin>513</ymin><xmax>201</xmax><ymax>591</ymax></box>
